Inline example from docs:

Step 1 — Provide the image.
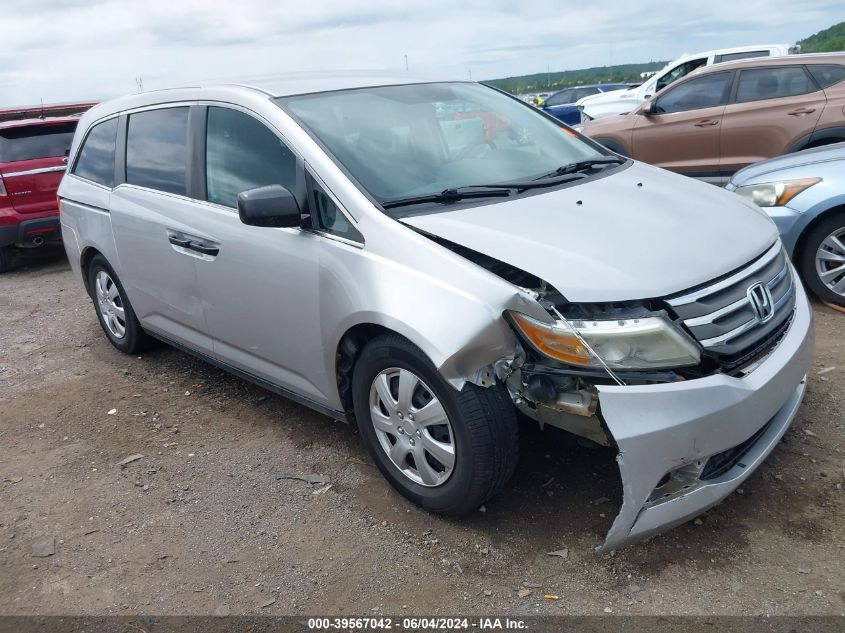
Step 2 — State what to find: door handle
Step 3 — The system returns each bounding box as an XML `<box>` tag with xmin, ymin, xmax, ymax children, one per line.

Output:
<box><xmin>187</xmin><ymin>241</ymin><xmax>219</xmax><ymax>257</ymax></box>
<box><xmin>694</xmin><ymin>119</ymin><xmax>719</xmax><ymax>127</ymax></box>
<box><xmin>788</xmin><ymin>107</ymin><xmax>816</xmax><ymax>116</ymax></box>
<box><xmin>168</xmin><ymin>235</ymin><xmax>192</xmax><ymax>248</ymax></box>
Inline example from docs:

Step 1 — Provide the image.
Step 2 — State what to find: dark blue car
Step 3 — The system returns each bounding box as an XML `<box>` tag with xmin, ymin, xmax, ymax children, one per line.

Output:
<box><xmin>540</xmin><ymin>83</ymin><xmax>633</xmax><ymax>126</ymax></box>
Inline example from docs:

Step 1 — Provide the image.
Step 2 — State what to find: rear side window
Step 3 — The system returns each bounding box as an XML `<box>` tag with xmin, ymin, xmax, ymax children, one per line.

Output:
<box><xmin>714</xmin><ymin>50</ymin><xmax>769</xmax><ymax>63</ymax></box>
<box><xmin>206</xmin><ymin>107</ymin><xmax>297</xmax><ymax>208</ymax></box>
<box><xmin>126</xmin><ymin>107</ymin><xmax>189</xmax><ymax>195</ymax></box>
<box><xmin>735</xmin><ymin>67</ymin><xmax>818</xmax><ymax>103</ymax></box>
<box><xmin>808</xmin><ymin>64</ymin><xmax>845</xmax><ymax>89</ymax></box>
<box><xmin>0</xmin><ymin>122</ymin><xmax>76</xmax><ymax>162</ymax></box>
<box><xmin>655</xmin><ymin>72</ymin><xmax>731</xmax><ymax>113</ymax></box>
<box><xmin>72</xmin><ymin>118</ymin><xmax>118</xmax><ymax>187</ymax></box>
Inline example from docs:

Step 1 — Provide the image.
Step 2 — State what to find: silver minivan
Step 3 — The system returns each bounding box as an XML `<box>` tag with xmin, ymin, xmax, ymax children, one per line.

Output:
<box><xmin>59</xmin><ymin>75</ymin><xmax>813</xmax><ymax>550</ymax></box>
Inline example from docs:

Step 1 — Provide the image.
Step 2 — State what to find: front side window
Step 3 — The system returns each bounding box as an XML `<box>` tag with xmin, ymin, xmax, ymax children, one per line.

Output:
<box><xmin>72</xmin><ymin>118</ymin><xmax>117</xmax><ymax>187</ymax></box>
<box><xmin>735</xmin><ymin>67</ymin><xmax>818</xmax><ymax>103</ymax></box>
<box><xmin>655</xmin><ymin>58</ymin><xmax>707</xmax><ymax>93</ymax></box>
<box><xmin>206</xmin><ymin>107</ymin><xmax>297</xmax><ymax>208</ymax></box>
<box><xmin>126</xmin><ymin>107</ymin><xmax>189</xmax><ymax>195</ymax></box>
<box><xmin>543</xmin><ymin>90</ymin><xmax>575</xmax><ymax>107</ymax></box>
<box><xmin>279</xmin><ymin>82</ymin><xmax>605</xmax><ymax>212</ymax></box>
<box><xmin>0</xmin><ymin>122</ymin><xmax>76</xmax><ymax>163</ymax></box>
<box><xmin>654</xmin><ymin>72</ymin><xmax>731</xmax><ymax>114</ymax></box>
<box><xmin>574</xmin><ymin>87</ymin><xmax>600</xmax><ymax>100</ymax></box>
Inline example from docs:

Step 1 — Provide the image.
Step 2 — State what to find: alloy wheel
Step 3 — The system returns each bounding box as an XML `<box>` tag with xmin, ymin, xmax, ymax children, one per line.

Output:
<box><xmin>815</xmin><ymin>227</ymin><xmax>845</xmax><ymax>298</ymax></box>
<box><xmin>368</xmin><ymin>367</ymin><xmax>456</xmax><ymax>487</ymax></box>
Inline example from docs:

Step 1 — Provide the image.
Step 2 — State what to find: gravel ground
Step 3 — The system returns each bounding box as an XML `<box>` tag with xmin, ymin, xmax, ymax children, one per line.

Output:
<box><xmin>1</xmin><ymin>248</ymin><xmax>843</xmax><ymax>616</ymax></box>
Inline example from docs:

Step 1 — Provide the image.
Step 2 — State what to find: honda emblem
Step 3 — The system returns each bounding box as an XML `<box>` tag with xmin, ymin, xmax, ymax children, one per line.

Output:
<box><xmin>747</xmin><ymin>282</ymin><xmax>774</xmax><ymax>323</ymax></box>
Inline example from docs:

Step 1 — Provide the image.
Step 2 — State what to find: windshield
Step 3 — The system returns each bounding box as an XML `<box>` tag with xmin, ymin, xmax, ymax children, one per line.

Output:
<box><xmin>278</xmin><ymin>82</ymin><xmax>607</xmax><ymax>208</ymax></box>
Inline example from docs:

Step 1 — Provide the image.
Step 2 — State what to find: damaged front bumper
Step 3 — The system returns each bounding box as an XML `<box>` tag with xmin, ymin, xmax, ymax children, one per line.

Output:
<box><xmin>595</xmin><ymin>280</ymin><xmax>814</xmax><ymax>550</ymax></box>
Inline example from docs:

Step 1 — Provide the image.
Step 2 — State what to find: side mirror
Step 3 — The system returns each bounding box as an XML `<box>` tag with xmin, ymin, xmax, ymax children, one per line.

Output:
<box><xmin>640</xmin><ymin>101</ymin><xmax>655</xmax><ymax>116</ymax></box>
<box><xmin>237</xmin><ymin>185</ymin><xmax>301</xmax><ymax>228</ymax></box>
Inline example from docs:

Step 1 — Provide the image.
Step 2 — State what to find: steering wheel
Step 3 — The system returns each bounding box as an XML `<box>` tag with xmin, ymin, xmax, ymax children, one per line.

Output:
<box><xmin>456</xmin><ymin>140</ymin><xmax>496</xmax><ymax>160</ymax></box>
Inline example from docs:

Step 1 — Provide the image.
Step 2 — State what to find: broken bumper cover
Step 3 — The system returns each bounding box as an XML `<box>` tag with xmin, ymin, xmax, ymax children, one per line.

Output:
<box><xmin>596</xmin><ymin>278</ymin><xmax>814</xmax><ymax>551</ymax></box>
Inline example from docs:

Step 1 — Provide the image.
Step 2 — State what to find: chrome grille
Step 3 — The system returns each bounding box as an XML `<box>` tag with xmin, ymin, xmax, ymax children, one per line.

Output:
<box><xmin>666</xmin><ymin>242</ymin><xmax>795</xmax><ymax>358</ymax></box>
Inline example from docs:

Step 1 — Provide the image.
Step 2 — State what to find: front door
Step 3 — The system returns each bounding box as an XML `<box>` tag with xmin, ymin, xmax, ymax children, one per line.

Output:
<box><xmin>632</xmin><ymin>71</ymin><xmax>733</xmax><ymax>180</ymax></box>
<box><xmin>191</xmin><ymin>105</ymin><xmax>328</xmax><ymax>404</ymax></box>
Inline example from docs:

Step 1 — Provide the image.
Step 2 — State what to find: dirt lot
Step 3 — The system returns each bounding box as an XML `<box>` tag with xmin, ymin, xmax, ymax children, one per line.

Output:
<box><xmin>1</xmin><ymin>249</ymin><xmax>843</xmax><ymax>616</ymax></box>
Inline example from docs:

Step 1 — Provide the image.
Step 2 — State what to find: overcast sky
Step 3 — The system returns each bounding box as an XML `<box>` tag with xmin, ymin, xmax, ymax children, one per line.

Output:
<box><xmin>0</xmin><ymin>0</ymin><xmax>839</xmax><ymax>107</ymax></box>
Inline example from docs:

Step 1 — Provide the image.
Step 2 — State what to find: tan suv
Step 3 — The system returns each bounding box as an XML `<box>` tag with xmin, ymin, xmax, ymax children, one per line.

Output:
<box><xmin>580</xmin><ymin>54</ymin><xmax>845</xmax><ymax>184</ymax></box>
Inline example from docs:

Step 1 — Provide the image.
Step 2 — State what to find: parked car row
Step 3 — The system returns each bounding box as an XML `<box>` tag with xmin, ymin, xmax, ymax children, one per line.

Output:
<box><xmin>57</xmin><ymin>75</ymin><xmax>813</xmax><ymax>550</ymax></box>
<box><xmin>577</xmin><ymin>43</ymin><xmax>798</xmax><ymax>122</ymax></box>
<box><xmin>538</xmin><ymin>83</ymin><xmax>634</xmax><ymax>125</ymax></box>
<box><xmin>572</xmin><ymin>53</ymin><xmax>845</xmax><ymax>306</ymax></box>
<box><xmin>579</xmin><ymin>54</ymin><xmax>845</xmax><ymax>183</ymax></box>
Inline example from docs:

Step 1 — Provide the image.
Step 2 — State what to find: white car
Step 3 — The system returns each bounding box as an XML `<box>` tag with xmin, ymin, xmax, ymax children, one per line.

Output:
<box><xmin>578</xmin><ymin>43</ymin><xmax>797</xmax><ymax>122</ymax></box>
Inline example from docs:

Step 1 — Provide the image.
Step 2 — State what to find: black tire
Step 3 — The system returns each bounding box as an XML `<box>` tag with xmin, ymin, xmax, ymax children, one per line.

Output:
<box><xmin>0</xmin><ymin>246</ymin><xmax>12</xmax><ymax>273</ymax></box>
<box><xmin>798</xmin><ymin>211</ymin><xmax>845</xmax><ymax>307</ymax></box>
<box><xmin>86</xmin><ymin>254</ymin><xmax>152</xmax><ymax>354</ymax></box>
<box><xmin>351</xmin><ymin>333</ymin><xmax>519</xmax><ymax>515</ymax></box>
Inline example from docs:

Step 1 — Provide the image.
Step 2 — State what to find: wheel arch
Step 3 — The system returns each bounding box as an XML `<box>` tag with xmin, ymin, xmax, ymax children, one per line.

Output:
<box><xmin>787</xmin><ymin>127</ymin><xmax>845</xmax><ymax>154</ymax></box>
<box><xmin>334</xmin><ymin>322</ymin><xmax>422</xmax><ymax>421</ymax></box>
<box><xmin>79</xmin><ymin>245</ymin><xmax>105</xmax><ymax>295</ymax></box>
<box><xmin>792</xmin><ymin>203</ymin><xmax>845</xmax><ymax>267</ymax></box>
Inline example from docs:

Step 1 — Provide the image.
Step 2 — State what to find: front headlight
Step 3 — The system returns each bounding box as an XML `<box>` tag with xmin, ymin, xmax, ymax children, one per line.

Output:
<box><xmin>735</xmin><ymin>178</ymin><xmax>821</xmax><ymax>207</ymax></box>
<box><xmin>509</xmin><ymin>312</ymin><xmax>700</xmax><ymax>370</ymax></box>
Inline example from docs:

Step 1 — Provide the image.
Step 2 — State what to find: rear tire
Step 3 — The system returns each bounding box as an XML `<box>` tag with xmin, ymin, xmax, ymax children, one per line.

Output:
<box><xmin>0</xmin><ymin>246</ymin><xmax>12</xmax><ymax>273</ymax></box>
<box><xmin>87</xmin><ymin>255</ymin><xmax>152</xmax><ymax>354</ymax></box>
<box><xmin>798</xmin><ymin>211</ymin><xmax>845</xmax><ymax>307</ymax></box>
<box><xmin>351</xmin><ymin>333</ymin><xmax>519</xmax><ymax>515</ymax></box>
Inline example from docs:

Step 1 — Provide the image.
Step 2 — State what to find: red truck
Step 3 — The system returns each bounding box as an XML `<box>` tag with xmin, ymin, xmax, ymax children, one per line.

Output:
<box><xmin>0</xmin><ymin>103</ymin><xmax>94</xmax><ymax>272</ymax></box>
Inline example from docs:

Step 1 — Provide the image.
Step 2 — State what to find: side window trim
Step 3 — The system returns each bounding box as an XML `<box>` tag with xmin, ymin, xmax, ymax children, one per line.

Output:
<box><xmin>188</xmin><ymin>105</ymin><xmax>208</xmax><ymax>201</ymax></box>
<box><xmin>114</xmin><ymin>114</ymin><xmax>127</xmax><ymax>187</ymax></box>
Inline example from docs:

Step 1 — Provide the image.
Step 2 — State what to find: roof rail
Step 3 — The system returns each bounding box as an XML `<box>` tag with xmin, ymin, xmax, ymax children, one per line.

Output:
<box><xmin>0</xmin><ymin>101</ymin><xmax>97</xmax><ymax>124</ymax></box>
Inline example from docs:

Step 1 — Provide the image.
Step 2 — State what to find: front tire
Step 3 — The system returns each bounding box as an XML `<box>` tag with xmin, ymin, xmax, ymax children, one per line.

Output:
<box><xmin>798</xmin><ymin>211</ymin><xmax>845</xmax><ymax>307</ymax></box>
<box><xmin>351</xmin><ymin>334</ymin><xmax>518</xmax><ymax>515</ymax></box>
<box><xmin>87</xmin><ymin>255</ymin><xmax>151</xmax><ymax>354</ymax></box>
<box><xmin>0</xmin><ymin>246</ymin><xmax>12</xmax><ymax>273</ymax></box>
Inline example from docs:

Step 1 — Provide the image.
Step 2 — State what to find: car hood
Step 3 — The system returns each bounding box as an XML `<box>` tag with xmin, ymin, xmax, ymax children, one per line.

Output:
<box><xmin>402</xmin><ymin>162</ymin><xmax>778</xmax><ymax>303</ymax></box>
<box><xmin>732</xmin><ymin>142</ymin><xmax>845</xmax><ymax>185</ymax></box>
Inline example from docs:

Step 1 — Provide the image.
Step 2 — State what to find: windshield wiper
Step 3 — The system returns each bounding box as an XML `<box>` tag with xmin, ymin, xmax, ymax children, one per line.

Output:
<box><xmin>533</xmin><ymin>156</ymin><xmax>626</xmax><ymax>181</ymax></box>
<box><xmin>382</xmin><ymin>186</ymin><xmax>512</xmax><ymax>209</ymax></box>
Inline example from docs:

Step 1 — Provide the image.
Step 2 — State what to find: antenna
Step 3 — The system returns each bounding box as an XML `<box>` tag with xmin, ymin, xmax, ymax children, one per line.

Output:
<box><xmin>40</xmin><ymin>98</ymin><xmax>45</xmax><ymax>119</ymax></box>
<box><xmin>135</xmin><ymin>76</ymin><xmax>144</xmax><ymax>92</ymax></box>
<box><xmin>404</xmin><ymin>54</ymin><xmax>409</xmax><ymax>72</ymax></box>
